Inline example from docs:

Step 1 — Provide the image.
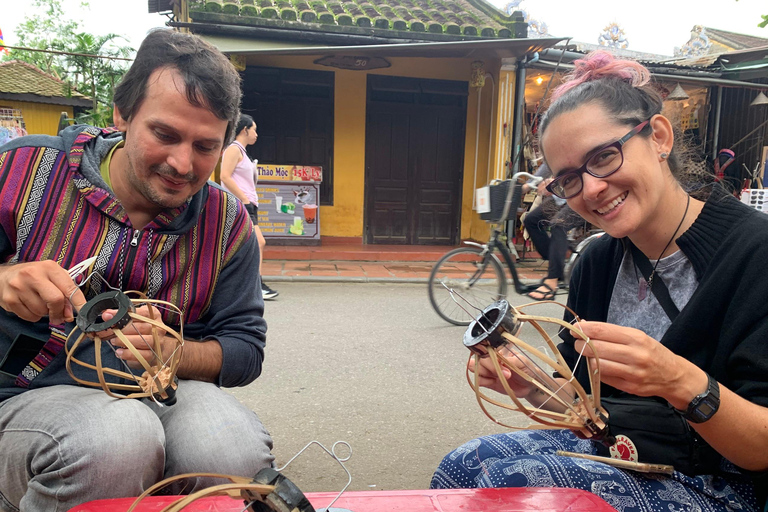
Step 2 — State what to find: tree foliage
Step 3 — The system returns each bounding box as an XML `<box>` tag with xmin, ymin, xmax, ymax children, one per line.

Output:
<box><xmin>734</xmin><ymin>1</ymin><xmax>768</xmax><ymax>28</ymax></box>
<box><xmin>3</xmin><ymin>0</ymin><xmax>134</xmax><ymax>126</ymax></box>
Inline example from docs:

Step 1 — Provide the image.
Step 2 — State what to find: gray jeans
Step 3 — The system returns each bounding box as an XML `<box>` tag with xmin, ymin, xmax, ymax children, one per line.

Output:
<box><xmin>0</xmin><ymin>381</ymin><xmax>274</xmax><ymax>511</ymax></box>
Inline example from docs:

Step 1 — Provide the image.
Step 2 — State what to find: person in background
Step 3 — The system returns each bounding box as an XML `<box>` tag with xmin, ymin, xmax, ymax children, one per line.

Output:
<box><xmin>433</xmin><ymin>51</ymin><xmax>768</xmax><ymax>511</ymax></box>
<box><xmin>522</xmin><ymin>162</ymin><xmax>583</xmax><ymax>300</ymax></box>
<box><xmin>220</xmin><ymin>114</ymin><xmax>279</xmax><ymax>300</ymax></box>
<box><xmin>0</xmin><ymin>29</ymin><xmax>274</xmax><ymax>511</ymax></box>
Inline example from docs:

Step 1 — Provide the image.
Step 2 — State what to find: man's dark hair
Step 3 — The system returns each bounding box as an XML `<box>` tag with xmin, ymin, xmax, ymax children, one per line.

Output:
<box><xmin>113</xmin><ymin>29</ymin><xmax>242</xmax><ymax>144</ymax></box>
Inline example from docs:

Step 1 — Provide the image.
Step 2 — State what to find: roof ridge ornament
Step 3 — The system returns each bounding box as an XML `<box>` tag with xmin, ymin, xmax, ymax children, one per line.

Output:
<box><xmin>675</xmin><ymin>25</ymin><xmax>712</xmax><ymax>57</ymax></box>
<box><xmin>598</xmin><ymin>22</ymin><xmax>629</xmax><ymax>50</ymax></box>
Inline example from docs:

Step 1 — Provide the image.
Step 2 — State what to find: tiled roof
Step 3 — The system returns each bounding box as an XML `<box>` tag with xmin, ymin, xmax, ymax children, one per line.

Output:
<box><xmin>0</xmin><ymin>60</ymin><xmax>88</xmax><ymax>99</ymax></box>
<box><xmin>191</xmin><ymin>0</ymin><xmax>526</xmax><ymax>39</ymax></box>
<box><xmin>704</xmin><ymin>27</ymin><xmax>768</xmax><ymax>51</ymax></box>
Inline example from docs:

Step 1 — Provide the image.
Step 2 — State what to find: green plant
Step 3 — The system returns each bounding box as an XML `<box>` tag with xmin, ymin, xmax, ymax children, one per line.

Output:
<box><xmin>6</xmin><ymin>1</ymin><xmax>133</xmax><ymax>122</ymax></box>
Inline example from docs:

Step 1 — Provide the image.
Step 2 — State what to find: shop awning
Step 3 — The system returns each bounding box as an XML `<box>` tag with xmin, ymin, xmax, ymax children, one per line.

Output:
<box><xmin>199</xmin><ymin>34</ymin><xmax>566</xmax><ymax>60</ymax></box>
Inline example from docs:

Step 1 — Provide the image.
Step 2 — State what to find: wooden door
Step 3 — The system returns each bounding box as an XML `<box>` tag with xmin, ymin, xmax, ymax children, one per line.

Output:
<box><xmin>365</xmin><ymin>76</ymin><xmax>467</xmax><ymax>245</ymax></box>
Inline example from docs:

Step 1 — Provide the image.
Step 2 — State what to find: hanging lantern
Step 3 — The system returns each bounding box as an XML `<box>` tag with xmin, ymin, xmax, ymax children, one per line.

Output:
<box><xmin>666</xmin><ymin>83</ymin><xmax>690</xmax><ymax>101</ymax></box>
<box><xmin>750</xmin><ymin>91</ymin><xmax>768</xmax><ymax>107</ymax></box>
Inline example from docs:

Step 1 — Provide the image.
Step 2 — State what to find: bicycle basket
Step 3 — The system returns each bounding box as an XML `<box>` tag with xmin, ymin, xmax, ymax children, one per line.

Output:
<box><xmin>480</xmin><ymin>180</ymin><xmax>524</xmax><ymax>223</ymax></box>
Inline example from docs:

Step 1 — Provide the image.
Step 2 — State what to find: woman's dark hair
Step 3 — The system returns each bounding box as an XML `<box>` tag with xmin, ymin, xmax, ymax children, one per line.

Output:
<box><xmin>235</xmin><ymin>114</ymin><xmax>255</xmax><ymax>137</ymax></box>
<box><xmin>540</xmin><ymin>51</ymin><xmax>684</xmax><ymax>177</ymax></box>
<box><xmin>113</xmin><ymin>29</ymin><xmax>242</xmax><ymax>144</ymax></box>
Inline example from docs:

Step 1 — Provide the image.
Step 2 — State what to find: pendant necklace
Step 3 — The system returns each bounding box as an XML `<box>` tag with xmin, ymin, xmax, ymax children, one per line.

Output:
<box><xmin>637</xmin><ymin>194</ymin><xmax>691</xmax><ymax>301</ymax></box>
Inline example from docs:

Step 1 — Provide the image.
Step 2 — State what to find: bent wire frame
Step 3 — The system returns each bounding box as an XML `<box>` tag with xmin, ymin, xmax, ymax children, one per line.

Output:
<box><xmin>126</xmin><ymin>440</ymin><xmax>352</xmax><ymax>512</ymax></box>
<box><xmin>65</xmin><ymin>285</ymin><xmax>185</xmax><ymax>405</ymax></box>
<box><xmin>464</xmin><ymin>299</ymin><xmax>610</xmax><ymax>442</ymax></box>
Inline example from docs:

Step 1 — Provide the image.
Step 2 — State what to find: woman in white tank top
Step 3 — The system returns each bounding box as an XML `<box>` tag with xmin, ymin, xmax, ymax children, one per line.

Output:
<box><xmin>220</xmin><ymin>114</ymin><xmax>278</xmax><ymax>300</ymax></box>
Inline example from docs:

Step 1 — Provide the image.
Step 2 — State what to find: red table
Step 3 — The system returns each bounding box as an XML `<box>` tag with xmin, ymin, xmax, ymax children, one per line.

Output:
<box><xmin>72</xmin><ymin>488</ymin><xmax>617</xmax><ymax>511</ymax></box>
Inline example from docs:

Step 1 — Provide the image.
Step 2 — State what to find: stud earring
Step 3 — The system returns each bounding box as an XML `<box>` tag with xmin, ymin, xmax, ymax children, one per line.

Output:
<box><xmin>660</xmin><ymin>152</ymin><xmax>669</xmax><ymax>159</ymax></box>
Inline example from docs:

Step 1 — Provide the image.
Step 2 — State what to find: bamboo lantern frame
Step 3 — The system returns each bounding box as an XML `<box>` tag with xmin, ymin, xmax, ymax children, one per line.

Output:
<box><xmin>464</xmin><ymin>300</ymin><xmax>611</xmax><ymax>442</ymax></box>
<box><xmin>65</xmin><ymin>289</ymin><xmax>184</xmax><ymax>405</ymax></box>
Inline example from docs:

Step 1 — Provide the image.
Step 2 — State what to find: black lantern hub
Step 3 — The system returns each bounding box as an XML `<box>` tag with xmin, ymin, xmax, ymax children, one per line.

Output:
<box><xmin>463</xmin><ymin>300</ymin><xmax>521</xmax><ymax>351</ymax></box>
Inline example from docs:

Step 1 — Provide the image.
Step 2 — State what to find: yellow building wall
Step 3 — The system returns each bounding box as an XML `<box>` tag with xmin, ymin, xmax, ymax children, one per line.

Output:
<box><xmin>466</xmin><ymin>67</ymin><xmax>518</xmax><ymax>243</ymax></box>
<box><xmin>243</xmin><ymin>53</ymin><xmax>512</xmax><ymax>242</ymax></box>
<box><xmin>0</xmin><ymin>100</ymin><xmax>74</xmax><ymax>136</ymax></box>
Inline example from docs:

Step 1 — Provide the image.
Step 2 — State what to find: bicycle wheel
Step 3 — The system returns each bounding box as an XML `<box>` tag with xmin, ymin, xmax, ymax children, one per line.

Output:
<box><xmin>428</xmin><ymin>246</ymin><xmax>508</xmax><ymax>326</ymax></box>
<box><xmin>563</xmin><ymin>231</ymin><xmax>604</xmax><ymax>285</ymax></box>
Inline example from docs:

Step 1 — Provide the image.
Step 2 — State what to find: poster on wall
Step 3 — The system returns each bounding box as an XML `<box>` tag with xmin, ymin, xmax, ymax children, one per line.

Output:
<box><xmin>255</xmin><ymin>181</ymin><xmax>320</xmax><ymax>240</ymax></box>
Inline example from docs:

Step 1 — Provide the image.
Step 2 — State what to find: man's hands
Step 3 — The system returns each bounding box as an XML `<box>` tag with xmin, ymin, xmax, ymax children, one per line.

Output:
<box><xmin>101</xmin><ymin>305</ymin><xmax>176</xmax><ymax>371</ymax></box>
<box><xmin>0</xmin><ymin>261</ymin><xmax>87</xmax><ymax>325</ymax></box>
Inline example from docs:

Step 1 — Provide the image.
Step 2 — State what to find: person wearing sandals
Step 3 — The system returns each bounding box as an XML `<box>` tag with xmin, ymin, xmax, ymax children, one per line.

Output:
<box><xmin>220</xmin><ymin>114</ymin><xmax>278</xmax><ymax>300</ymax></box>
<box><xmin>432</xmin><ymin>51</ymin><xmax>768</xmax><ymax>511</ymax></box>
<box><xmin>522</xmin><ymin>162</ymin><xmax>582</xmax><ymax>301</ymax></box>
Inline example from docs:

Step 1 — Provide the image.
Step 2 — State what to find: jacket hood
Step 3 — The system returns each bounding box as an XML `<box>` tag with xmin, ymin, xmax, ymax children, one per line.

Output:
<box><xmin>60</xmin><ymin>124</ymin><xmax>208</xmax><ymax>236</ymax></box>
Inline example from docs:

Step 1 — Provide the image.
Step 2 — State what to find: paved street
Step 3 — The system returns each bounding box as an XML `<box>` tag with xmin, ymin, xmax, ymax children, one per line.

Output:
<box><xmin>228</xmin><ymin>282</ymin><xmax>570</xmax><ymax>496</ymax></box>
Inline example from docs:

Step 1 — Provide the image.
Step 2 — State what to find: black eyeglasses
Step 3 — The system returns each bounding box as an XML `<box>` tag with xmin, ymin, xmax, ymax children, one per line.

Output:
<box><xmin>546</xmin><ymin>120</ymin><xmax>651</xmax><ymax>199</ymax></box>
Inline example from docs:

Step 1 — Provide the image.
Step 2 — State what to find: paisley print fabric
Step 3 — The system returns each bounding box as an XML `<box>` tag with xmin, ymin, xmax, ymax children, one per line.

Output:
<box><xmin>431</xmin><ymin>430</ymin><xmax>758</xmax><ymax>512</ymax></box>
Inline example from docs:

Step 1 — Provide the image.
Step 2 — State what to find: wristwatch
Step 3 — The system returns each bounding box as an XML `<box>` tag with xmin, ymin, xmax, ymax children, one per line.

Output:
<box><xmin>675</xmin><ymin>372</ymin><xmax>720</xmax><ymax>423</ymax></box>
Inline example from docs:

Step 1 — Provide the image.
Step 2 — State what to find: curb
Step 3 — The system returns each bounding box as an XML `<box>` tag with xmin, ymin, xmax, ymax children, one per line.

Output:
<box><xmin>262</xmin><ymin>275</ymin><xmax>544</xmax><ymax>285</ymax></box>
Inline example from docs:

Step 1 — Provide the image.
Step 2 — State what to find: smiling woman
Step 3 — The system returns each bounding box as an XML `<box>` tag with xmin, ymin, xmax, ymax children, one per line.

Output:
<box><xmin>433</xmin><ymin>51</ymin><xmax>768</xmax><ymax>512</ymax></box>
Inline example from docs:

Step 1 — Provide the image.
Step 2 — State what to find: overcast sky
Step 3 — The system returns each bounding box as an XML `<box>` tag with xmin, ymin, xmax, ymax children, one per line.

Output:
<box><xmin>1</xmin><ymin>0</ymin><xmax>766</xmax><ymax>57</ymax></box>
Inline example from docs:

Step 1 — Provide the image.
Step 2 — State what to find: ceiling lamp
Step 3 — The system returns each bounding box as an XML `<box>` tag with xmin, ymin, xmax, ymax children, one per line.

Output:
<box><xmin>750</xmin><ymin>91</ymin><xmax>768</xmax><ymax>107</ymax></box>
<box><xmin>666</xmin><ymin>83</ymin><xmax>690</xmax><ymax>101</ymax></box>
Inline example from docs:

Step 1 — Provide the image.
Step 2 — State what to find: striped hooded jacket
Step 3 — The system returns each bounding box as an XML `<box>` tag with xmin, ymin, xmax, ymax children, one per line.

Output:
<box><xmin>0</xmin><ymin>125</ymin><xmax>266</xmax><ymax>403</ymax></box>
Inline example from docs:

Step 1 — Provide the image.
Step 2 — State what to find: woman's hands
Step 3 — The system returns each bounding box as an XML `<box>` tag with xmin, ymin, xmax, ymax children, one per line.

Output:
<box><xmin>575</xmin><ymin>321</ymin><xmax>707</xmax><ymax>409</ymax></box>
<box><xmin>576</xmin><ymin>321</ymin><xmax>768</xmax><ymax>471</ymax></box>
<box><xmin>468</xmin><ymin>351</ymin><xmax>537</xmax><ymax>398</ymax></box>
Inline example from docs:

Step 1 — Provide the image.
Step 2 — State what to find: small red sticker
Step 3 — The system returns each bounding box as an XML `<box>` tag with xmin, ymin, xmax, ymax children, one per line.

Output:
<box><xmin>609</xmin><ymin>435</ymin><xmax>639</xmax><ymax>462</ymax></box>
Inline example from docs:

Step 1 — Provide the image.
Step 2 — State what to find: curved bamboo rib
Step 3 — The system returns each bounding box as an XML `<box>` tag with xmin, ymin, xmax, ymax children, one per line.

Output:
<box><xmin>128</xmin><ymin>473</ymin><xmax>271</xmax><ymax>512</ymax></box>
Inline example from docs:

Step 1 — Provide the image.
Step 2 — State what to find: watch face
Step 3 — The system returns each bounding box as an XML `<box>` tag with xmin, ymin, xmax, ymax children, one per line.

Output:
<box><xmin>697</xmin><ymin>401</ymin><xmax>716</xmax><ymax>417</ymax></box>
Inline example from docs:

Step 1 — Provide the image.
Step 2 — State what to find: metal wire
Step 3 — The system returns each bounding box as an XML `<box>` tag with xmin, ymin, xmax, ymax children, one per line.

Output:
<box><xmin>276</xmin><ymin>440</ymin><xmax>352</xmax><ymax>511</ymax></box>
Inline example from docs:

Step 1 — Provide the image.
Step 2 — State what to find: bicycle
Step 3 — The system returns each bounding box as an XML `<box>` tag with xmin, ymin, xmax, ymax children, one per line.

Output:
<box><xmin>427</xmin><ymin>172</ymin><xmax>603</xmax><ymax>326</ymax></box>
<box><xmin>563</xmin><ymin>224</ymin><xmax>605</xmax><ymax>285</ymax></box>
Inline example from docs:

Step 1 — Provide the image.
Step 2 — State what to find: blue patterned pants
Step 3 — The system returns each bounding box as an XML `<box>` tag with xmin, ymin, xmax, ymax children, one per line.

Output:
<box><xmin>431</xmin><ymin>429</ymin><xmax>758</xmax><ymax>512</ymax></box>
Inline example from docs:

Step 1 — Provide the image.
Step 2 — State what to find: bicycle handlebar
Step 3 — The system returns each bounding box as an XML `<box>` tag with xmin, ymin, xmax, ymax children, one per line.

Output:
<box><xmin>491</xmin><ymin>172</ymin><xmax>544</xmax><ymax>186</ymax></box>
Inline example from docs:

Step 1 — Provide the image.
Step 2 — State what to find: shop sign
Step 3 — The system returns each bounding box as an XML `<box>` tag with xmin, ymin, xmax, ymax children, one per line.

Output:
<box><xmin>256</xmin><ymin>164</ymin><xmax>323</xmax><ymax>182</ymax></box>
<box><xmin>314</xmin><ymin>55</ymin><xmax>391</xmax><ymax>71</ymax></box>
